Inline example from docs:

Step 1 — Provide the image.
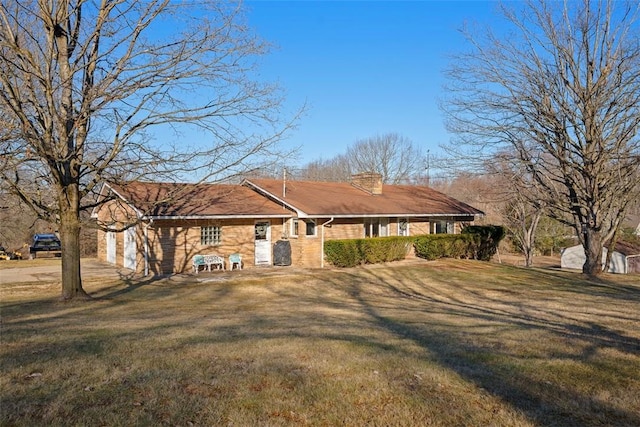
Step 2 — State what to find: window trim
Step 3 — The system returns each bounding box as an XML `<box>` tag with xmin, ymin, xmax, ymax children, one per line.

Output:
<box><xmin>398</xmin><ymin>218</ymin><xmax>409</xmax><ymax>236</ymax></box>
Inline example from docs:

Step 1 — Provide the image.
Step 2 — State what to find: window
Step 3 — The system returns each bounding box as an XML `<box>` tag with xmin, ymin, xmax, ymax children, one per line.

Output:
<box><xmin>398</xmin><ymin>218</ymin><xmax>409</xmax><ymax>236</ymax></box>
<box><xmin>201</xmin><ymin>225</ymin><xmax>221</xmax><ymax>245</ymax></box>
<box><xmin>380</xmin><ymin>219</ymin><xmax>388</xmax><ymax>237</ymax></box>
<box><xmin>364</xmin><ymin>218</ymin><xmax>389</xmax><ymax>238</ymax></box>
<box><xmin>305</xmin><ymin>219</ymin><xmax>316</xmax><ymax>236</ymax></box>
<box><xmin>432</xmin><ymin>220</ymin><xmax>454</xmax><ymax>234</ymax></box>
<box><xmin>254</xmin><ymin>222</ymin><xmax>268</xmax><ymax>240</ymax></box>
<box><xmin>291</xmin><ymin>218</ymin><xmax>315</xmax><ymax>237</ymax></box>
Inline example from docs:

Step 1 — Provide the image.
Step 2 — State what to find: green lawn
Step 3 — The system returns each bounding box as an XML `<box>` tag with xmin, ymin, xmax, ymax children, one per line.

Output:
<box><xmin>1</xmin><ymin>259</ymin><xmax>639</xmax><ymax>426</ymax></box>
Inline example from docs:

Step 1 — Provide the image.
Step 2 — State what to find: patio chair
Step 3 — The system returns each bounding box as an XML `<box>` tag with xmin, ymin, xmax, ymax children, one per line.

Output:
<box><xmin>192</xmin><ymin>255</ymin><xmax>206</xmax><ymax>274</ymax></box>
<box><xmin>229</xmin><ymin>253</ymin><xmax>242</xmax><ymax>270</ymax></box>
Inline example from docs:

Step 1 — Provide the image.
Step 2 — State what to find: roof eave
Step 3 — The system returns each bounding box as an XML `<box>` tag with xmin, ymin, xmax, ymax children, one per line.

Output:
<box><xmin>144</xmin><ymin>214</ymin><xmax>292</xmax><ymax>221</ymax></box>
<box><xmin>297</xmin><ymin>213</ymin><xmax>483</xmax><ymax>219</ymax></box>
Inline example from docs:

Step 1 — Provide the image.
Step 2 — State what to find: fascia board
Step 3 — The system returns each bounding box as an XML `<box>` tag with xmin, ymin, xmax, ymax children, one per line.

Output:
<box><xmin>90</xmin><ymin>182</ymin><xmax>110</xmax><ymax>218</ymax></box>
<box><xmin>145</xmin><ymin>214</ymin><xmax>292</xmax><ymax>220</ymax></box>
<box><xmin>98</xmin><ymin>182</ymin><xmax>145</xmax><ymax>219</ymax></box>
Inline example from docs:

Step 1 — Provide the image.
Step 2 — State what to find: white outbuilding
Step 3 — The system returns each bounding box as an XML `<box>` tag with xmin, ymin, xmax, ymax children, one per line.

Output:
<box><xmin>561</xmin><ymin>242</ymin><xmax>640</xmax><ymax>274</ymax></box>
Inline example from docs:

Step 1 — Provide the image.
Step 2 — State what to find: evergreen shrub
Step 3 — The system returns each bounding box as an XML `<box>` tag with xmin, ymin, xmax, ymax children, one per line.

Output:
<box><xmin>462</xmin><ymin>225</ymin><xmax>506</xmax><ymax>261</ymax></box>
<box><xmin>325</xmin><ymin>226</ymin><xmax>505</xmax><ymax>267</ymax></box>
<box><xmin>413</xmin><ymin>234</ymin><xmax>476</xmax><ymax>260</ymax></box>
<box><xmin>413</xmin><ymin>226</ymin><xmax>505</xmax><ymax>261</ymax></box>
<box><xmin>324</xmin><ymin>236</ymin><xmax>412</xmax><ymax>267</ymax></box>
<box><xmin>324</xmin><ymin>239</ymin><xmax>362</xmax><ymax>268</ymax></box>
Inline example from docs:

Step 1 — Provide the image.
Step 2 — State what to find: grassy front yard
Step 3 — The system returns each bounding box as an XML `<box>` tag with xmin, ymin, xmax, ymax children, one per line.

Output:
<box><xmin>1</xmin><ymin>260</ymin><xmax>639</xmax><ymax>426</ymax></box>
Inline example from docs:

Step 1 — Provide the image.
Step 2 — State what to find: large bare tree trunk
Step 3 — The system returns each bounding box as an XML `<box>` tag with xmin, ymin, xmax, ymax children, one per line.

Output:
<box><xmin>59</xmin><ymin>183</ymin><xmax>88</xmax><ymax>300</ymax></box>
<box><xmin>582</xmin><ymin>228</ymin><xmax>604</xmax><ymax>276</ymax></box>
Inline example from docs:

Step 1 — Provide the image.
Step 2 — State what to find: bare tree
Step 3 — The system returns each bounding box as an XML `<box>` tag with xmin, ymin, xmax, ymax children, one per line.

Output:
<box><xmin>298</xmin><ymin>133</ymin><xmax>425</xmax><ymax>184</ymax></box>
<box><xmin>297</xmin><ymin>155</ymin><xmax>351</xmax><ymax>182</ymax></box>
<box><xmin>502</xmin><ymin>196</ymin><xmax>544</xmax><ymax>267</ymax></box>
<box><xmin>443</xmin><ymin>0</ymin><xmax>640</xmax><ymax>276</ymax></box>
<box><xmin>345</xmin><ymin>133</ymin><xmax>424</xmax><ymax>184</ymax></box>
<box><xmin>0</xmin><ymin>0</ymin><xmax>298</xmax><ymax>299</ymax></box>
<box><xmin>487</xmin><ymin>154</ymin><xmax>548</xmax><ymax>267</ymax></box>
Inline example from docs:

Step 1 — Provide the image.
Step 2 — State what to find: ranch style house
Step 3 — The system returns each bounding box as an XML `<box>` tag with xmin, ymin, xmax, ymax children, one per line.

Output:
<box><xmin>92</xmin><ymin>172</ymin><xmax>484</xmax><ymax>275</ymax></box>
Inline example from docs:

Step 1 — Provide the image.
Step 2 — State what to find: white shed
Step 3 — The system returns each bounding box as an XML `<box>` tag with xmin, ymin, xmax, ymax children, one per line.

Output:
<box><xmin>561</xmin><ymin>242</ymin><xmax>640</xmax><ymax>274</ymax></box>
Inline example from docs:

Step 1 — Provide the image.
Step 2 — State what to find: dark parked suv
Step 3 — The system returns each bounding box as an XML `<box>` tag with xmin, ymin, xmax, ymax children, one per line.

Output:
<box><xmin>29</xmin><ymin>233</ymin><xmax>62</xmax><ymax>259</ymax></box>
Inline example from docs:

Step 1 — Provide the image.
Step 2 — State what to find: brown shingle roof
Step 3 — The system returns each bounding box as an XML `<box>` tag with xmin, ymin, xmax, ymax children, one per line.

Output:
<box><xmin>244</xmin><ymin>178</ymin><xmax>484</xmax><ymax>217</ymax></box>
<box><xmin>108</xmin><ymin>181</ymin><xmax>291</xmax><ymax>218</ymax></box>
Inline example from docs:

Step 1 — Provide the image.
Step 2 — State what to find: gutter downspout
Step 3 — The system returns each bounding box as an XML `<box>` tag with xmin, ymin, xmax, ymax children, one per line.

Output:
<box><xmin>321</xmin><ymin>217</ymin><xmax>334</xmax><ymax>268</ymax></box>
<box><xmin>144</xmin><ymin>219</ymin><xmax>153</xmax><ymax>276</ymax></box>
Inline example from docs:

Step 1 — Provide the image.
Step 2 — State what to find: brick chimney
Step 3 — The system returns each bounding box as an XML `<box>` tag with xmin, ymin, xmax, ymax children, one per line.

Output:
<box><xmin>351</xmin><ymin>172</ymin><xmax>383</xmax><ymax>195</ymax></box>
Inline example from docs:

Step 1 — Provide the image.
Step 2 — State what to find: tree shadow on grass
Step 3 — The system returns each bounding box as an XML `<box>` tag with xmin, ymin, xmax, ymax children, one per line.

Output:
<box><xmin>2</xmin><ymin>263</ymin><xmax>639</xmax><ymax>426</ymax></box>
<box><xmin>91</xmin><ymin>272</ymin><xmax>169</xmax><ymax>300</ymax></box>
<box><xmin>330</xmin><ymin>266</ymin><xmax>640</xmax><ymax>427</ymax></box>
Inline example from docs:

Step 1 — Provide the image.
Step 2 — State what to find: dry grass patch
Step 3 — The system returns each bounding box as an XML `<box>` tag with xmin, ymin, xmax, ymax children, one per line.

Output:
<box><xmin>1</xmin><ymin>260</ymin><xmax>639</xmax><ymax>426</ymax></box>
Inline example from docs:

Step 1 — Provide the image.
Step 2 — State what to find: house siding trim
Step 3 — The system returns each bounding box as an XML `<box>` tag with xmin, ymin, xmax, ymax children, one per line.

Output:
<box><xmin>92</xmin><ymin>182</ymin><xmax>145</xmax><ymax>220</ymax></box>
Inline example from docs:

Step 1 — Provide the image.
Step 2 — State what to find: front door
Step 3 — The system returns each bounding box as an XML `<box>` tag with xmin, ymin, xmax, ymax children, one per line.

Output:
<box><xmin>123</xmin><ymin>227</ymin><xmax>137</xmax><ymax>270</ymax></box>
<box><xmin>254</xmin><ymin>221</ymin><xmax>271</xmax><ymax>266</ymax></box>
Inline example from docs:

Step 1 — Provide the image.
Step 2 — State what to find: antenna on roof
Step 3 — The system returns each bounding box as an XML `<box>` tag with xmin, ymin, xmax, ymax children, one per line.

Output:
<box><xmin>425</xmin><ymin>149</ymin><xmax>431</xmax><ymax>186</ymax></box>
<box><xmin>282</xmin><ymin>167</ymin><xmax>286</xmax><ymax>198</ymax></box>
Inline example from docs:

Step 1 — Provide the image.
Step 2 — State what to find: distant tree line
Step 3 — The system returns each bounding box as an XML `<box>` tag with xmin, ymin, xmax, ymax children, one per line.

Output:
<box><xmin>293</xmin><ymin>133</ymin><xmax>427</xmax><ymax>184</ymax></box>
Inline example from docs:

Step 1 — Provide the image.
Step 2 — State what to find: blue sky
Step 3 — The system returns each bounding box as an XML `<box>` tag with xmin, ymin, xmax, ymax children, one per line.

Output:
<box><xmin>245</xmin><ymin>1</ymin><xmax>500</xmax><ymax>166</ymax></box>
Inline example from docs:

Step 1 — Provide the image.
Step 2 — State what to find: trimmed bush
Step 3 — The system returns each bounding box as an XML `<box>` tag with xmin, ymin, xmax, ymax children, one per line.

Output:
<box><xmin>360</xmin><ymin>236</ymin><xmax>412</xmax><ymax>264</ymax></box>
<box><xmin>325</xmin><ymin>226</ymin><xmax>505</xmax><ymax>267</ymax></box>
<box><xmin>413</xmin><ymin>226</ymin><xmax>505</xmax><ymax>261</ymax></box>
<box><xmin>462</xmin><ymin>225</ymin><xmax>505</xmax><ymax>261</ymax></box>
<box><xmin>324</xmin><ymin>236</ymin><xmax>412</xmax><ymax>267</ymax></box>
<box><xmin>324</xmin><ymin>239</ymin><xmax>362</xmax><ymax>268</ymax></box>
<box><xmin>413</xmin><ymin>234</ymin><xmax>476</xmax><ymax>260</ymax></box>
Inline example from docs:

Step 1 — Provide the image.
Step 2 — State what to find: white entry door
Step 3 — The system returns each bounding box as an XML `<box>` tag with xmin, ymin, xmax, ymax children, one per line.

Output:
<box><xmin>254</xmin><ymin>221</ymin><xmax>271</xmax><ymax>266</ymax></box>
<box><xmin>106</xmin><ymin>231</ymin><xmax>116</xmax><ymax>264</ymax></box>
<box><xmin>123</xmin><ymin>227</ymin><xmax>137</xmax><ymax>270</ymax></box>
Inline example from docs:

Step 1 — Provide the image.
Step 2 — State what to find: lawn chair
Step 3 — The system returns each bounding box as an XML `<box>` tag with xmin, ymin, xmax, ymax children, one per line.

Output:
<box><xmin>229</xmin><ymin>253</ymin><xmax>242</xmax><ymax>270</ymax></box>
<box><xmin>192</xmin><ymin>255</ymin><xmax>206</xmax><ymax>274</ymax></box>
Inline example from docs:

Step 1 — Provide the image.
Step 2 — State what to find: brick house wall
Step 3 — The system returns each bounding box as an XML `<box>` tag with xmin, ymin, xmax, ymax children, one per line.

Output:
<box><xmin>98</xmin><ymin>219</ymin><xmax>294</xmax><ymax>275</ymax></box>
<box><xmin>281</xmin><ymin>217</ymin><xmax>436</xmax><ymax>269</ymax></box>
<box><xmin>410</xmin><ymin>220</ymin><xmax>431</xmax><ymax>235</ymax></box>
<box><xmin>143</xmin><ymin>218</ymin><xmax>288</xmax><ymax>274</ymax></box>
<box><xmin>95</xmin><ymin>199</ymin><xmax>140</xmax><ymax>271</ymax></box>
<box><xmin>147</xmin><ymin>219</ymin><xmax>252</xmax><ymax>274</ymax></box>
